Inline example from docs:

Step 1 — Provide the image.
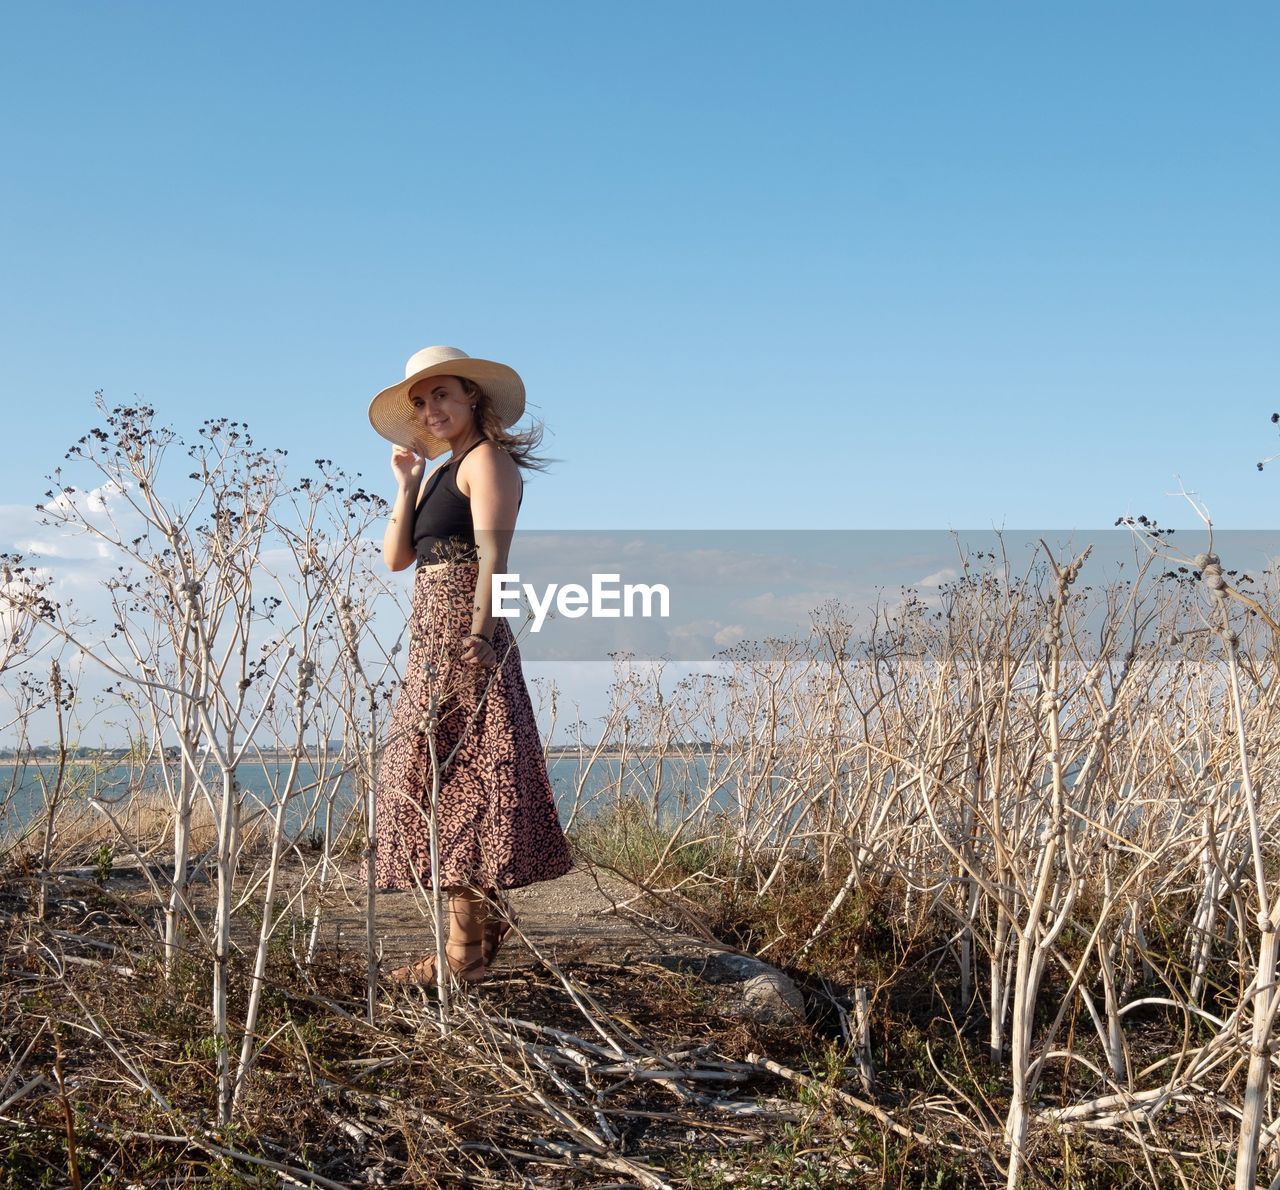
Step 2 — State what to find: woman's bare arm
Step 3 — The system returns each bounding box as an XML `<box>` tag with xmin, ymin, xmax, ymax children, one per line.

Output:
<box><xmin>383</xmin><ymin>447</ymin><xmax>424</xmax><ymax>571</ymax></box>
<box><xmin>459</xmin><ymin>444</ymin><xmax>522</xmax><ymax>661</ymax></box>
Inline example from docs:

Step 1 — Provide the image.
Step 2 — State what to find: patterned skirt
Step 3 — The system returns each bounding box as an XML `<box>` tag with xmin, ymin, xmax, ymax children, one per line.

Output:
<box><xmin>373</xmin><ymin>561</ymin><xmax>574</xmax><ymax>891</ymax></box>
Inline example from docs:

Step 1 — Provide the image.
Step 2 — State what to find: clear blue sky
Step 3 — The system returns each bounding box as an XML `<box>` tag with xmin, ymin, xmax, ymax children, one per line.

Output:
<box><xmin>2</xmin><ymin>1</ymin><xmax>1277</xmax><ymax>533</ymax></box>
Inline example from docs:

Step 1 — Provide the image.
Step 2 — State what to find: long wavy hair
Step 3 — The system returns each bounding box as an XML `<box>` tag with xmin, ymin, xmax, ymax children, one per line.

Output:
<box><xmin>459</xmin><ymin>376</ymin><xmax>551</xmax><ymax>472</ymax></box>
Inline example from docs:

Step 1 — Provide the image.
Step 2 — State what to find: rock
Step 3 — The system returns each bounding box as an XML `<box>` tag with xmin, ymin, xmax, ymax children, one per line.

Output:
<box><xmin>650</xmin><ymin>950</ymin><xmax>806</xmax><ymax>1024</ymax></box>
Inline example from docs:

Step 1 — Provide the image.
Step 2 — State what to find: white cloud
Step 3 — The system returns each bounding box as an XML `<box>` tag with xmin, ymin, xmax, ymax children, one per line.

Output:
<box><xmin>665</xmin><ymin>618</ymin><xmax>726</xmax><ymax>651</ymax></box>
<box><xmin>513</xmin><ymin>534</ymin><xmax>852</xmax><ymax>588</ymax></box>
<box><xmin>915</xmin><ymin>567</ymin><xmax>959</xmax><ymax>590</ymax></box>
<box><xmin>735</xmin><ymin>590</ymin><xmax>843</xmax><ymax>620</ymax></box>
<box><xmin>1</xmin><ymin>480</ymin><xmax>145</xmax><ymax>565</ymax></box>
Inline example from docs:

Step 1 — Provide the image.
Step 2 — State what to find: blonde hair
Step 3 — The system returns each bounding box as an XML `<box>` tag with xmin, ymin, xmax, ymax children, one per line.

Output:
<box><xmin>459</xmin><ymin>377</ymin><xmax>551</xmax><ymax>472</ymax></box>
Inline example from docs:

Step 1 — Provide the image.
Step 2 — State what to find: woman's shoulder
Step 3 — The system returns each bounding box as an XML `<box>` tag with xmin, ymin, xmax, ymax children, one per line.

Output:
<box><xmin>461</xmin><ymin>439</ymin><xmax>517</xmax><ymax>471</ymax></box>
<box><xmin>456</xmin><ymin>439</ymin><xmax>521</xmax><ymax>496</ymax></box>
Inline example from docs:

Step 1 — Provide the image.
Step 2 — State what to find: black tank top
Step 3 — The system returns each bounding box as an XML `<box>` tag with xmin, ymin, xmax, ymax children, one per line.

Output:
<box><xmin>412</xmin><ymin>439</ymin><xmax>488</xmax><ymax>565</ymax></box>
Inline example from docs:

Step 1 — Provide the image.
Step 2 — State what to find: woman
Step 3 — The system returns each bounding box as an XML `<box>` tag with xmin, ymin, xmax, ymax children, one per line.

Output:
<box><xmin>368</xmin><ymin>345</ymin><xmax>573</xmax><ymax>985</ymax></box>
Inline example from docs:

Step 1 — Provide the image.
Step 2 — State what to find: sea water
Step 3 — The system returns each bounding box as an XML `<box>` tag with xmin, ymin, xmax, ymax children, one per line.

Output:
<box><xmin>0</xmin><ymin>753</ymin><xmax>726</xmax><ymax>843</ymax></box>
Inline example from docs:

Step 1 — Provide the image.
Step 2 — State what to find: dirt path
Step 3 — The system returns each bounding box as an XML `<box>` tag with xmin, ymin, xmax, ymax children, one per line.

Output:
<box><xmin>291</xmin><ymin>859</ymin><xmax>708</xmax><ymax>971</ymax></box>
<box><xmin>88</xmin><ymin>851</ymin><xmax>708</xmax><ymax>966</ymax></box>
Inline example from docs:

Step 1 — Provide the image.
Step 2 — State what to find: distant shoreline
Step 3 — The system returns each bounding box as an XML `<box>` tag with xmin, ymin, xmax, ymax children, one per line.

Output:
<box><xmin>0</xmin><ymin>745</ymin><xmax>711</xmax><ymax>768</ymax></box>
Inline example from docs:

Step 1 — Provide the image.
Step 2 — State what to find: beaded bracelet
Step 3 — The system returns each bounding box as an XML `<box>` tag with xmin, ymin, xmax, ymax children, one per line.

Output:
<box><xmin>465</xmin><ymin>631</ymin><xmax>492</xmax><ymax>646</ymax></box>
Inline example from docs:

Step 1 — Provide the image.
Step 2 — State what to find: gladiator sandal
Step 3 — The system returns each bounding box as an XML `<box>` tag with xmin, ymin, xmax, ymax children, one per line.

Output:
<box><xmin>445</xmin><ymin>889</ymin><xmax>489</xmax><ymax>982</ymax></box>
<box><xmin>385</xmin><ymin>953</ymin><xmax>440</xmax><ymax>986</ymax></box>
<box><xmin>386</xmin><ymin>890</ymin><xmax>489</xmax><ymax>986</ymax></box>
<box><xmin>482</xmin><ymin>891</ymin><xmax>517</xmax><ymax>968</ymax></box>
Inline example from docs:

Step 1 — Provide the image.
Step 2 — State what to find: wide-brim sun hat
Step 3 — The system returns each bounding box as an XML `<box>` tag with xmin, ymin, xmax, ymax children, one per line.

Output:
<box><xmin>368</xmin><ymin>345</ymin><xmax>526</xmax><ymax>460</ymax></box>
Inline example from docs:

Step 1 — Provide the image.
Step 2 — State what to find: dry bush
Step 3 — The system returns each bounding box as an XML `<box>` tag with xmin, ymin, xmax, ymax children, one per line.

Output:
<box><xmin>564</xmin><ymin>537</ymin><xmax>1280</xmax><ymax>1187</ymax></box>
<box><xmin>10</xmin><ymin>401</ymin><xmax>1280</xmax><ymax>1186</ymax></box>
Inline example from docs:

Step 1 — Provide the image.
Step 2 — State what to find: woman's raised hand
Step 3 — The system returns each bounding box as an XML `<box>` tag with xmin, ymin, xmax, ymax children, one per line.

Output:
<box><xmin>391</xmin><ymin>446</ymin><xmax>424</xmax><ymax>491</ymax></box>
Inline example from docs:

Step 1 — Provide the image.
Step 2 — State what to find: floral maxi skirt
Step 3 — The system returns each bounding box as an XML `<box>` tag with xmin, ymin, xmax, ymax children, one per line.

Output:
<box><xmin>373</xmin><ymin>561</ymin><xmax>573</xmax><ymax>891</ymax></box>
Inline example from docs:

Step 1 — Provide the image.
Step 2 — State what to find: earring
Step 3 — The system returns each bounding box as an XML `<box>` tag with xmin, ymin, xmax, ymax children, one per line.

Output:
<box><xmin>471</xmin><ymin>405</ymin><xmax>477</xmax><ymax>411</ymax></box>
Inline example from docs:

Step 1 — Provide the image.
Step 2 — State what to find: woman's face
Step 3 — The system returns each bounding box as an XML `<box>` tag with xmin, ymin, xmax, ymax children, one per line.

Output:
<box><xmin>408</xmin><ymin>375</ymin><xmax>474</xmax><ymax>443</ymax></box>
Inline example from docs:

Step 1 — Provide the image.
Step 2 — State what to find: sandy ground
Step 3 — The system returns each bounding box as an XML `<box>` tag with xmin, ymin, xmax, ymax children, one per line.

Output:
<box><xmin>298</xmin><ymin>859</ymin><xmax>714</xmax><ymax>972</ymax></box>
<box><xmin>58</xmin><ymin>839</ymin><xmax>767</xmax><ymax>1016</ymax></box>
<box><xmin>77</xmin><ymin>852</ymin><xmax>718</xmax><ymax>973</ymax></box>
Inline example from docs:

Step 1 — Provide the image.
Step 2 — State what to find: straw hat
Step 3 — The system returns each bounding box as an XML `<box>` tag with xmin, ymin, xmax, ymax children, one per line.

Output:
<box><xmin>367</xmin><ymin>345</ymin><xmax>526</xmax><ymax>459</ymax></box>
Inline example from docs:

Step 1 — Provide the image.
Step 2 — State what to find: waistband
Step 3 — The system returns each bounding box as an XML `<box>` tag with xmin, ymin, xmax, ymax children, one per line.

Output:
<box><xmin>416</xmin><ymin>558</ymin><xmax>480</xmax><ymax>575</ymax></box>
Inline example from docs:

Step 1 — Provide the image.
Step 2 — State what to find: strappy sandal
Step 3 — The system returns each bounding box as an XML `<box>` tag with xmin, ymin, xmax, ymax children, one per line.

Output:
<box><xmin>386</xmin><ymin>943</ymin><xmax>487</xmax><ymax>987</ymax></box>
<box><xmin>386</xmin><ymin>954</ymin><xmax>438</xmax><ymax>986</ymax></box>
<box><xmin>387</xmin><ymin>890</ymin><xmax>489</xmax><ymax>987</ymax></box>
<box><xmin>482</xmin><ymin>893</ymin><xmax>517</xmax><ymax>967</ymax></box>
